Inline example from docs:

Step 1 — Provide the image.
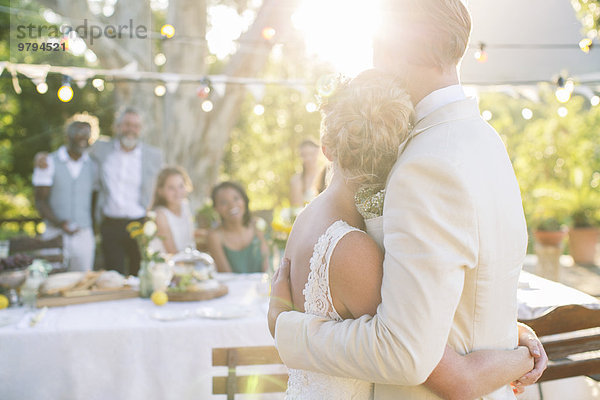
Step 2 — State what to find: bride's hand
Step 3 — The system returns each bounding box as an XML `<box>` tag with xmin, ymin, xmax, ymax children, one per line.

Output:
<box><xmin>512</xmin><ymin>323</ymin><xmax>548</xmax><ymax>390</ymax></box>
<box><xmin>268</xmin><ymin>258</ymin><xmax>294</xmax><ymax>338</ymax></box>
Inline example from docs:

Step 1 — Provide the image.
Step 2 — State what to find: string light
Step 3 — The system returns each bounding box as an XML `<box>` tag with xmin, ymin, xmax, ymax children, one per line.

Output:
<box><xmin>555</xmin><ymin>76</ymin><xmax>573</xmax><ymax>103</ymax></box>
<box><xmin>154</xmin><ymin>53</ymin><xmax>167</xmax><ymax>66</ymax></box>
<box><xmin>474</xmin><ymin>43</ymin><xmax>488</xmax><ymax>63</ymax></box>
<box><xmin>160</xmin><ymin>24</ymin><xmax>175</xmax><ymax>39</ymax></box>
<box><xmin>557</xmin><ymin>107</ymin><xmax>568</xmax><ymax>117</ymax></box>
<box><xmin>592</xmin><ymin>96</ymin><xmax>600</xmax><ymax>106</ymax></box>
<box><xmin>92</xmin><ymin>78</ymin><xmax>105</xmax><ymax>91</ymax></box>
<box><xmin>579</xmin><ymin>38</ymin><xmax>593</xmax><ymax>53</ymax></box>
<box><xmin>305</xmin><ymin>102</ymin><xmax>318</xmax><ymax>113</ymax></box>
<box><xmin>482</xmin><ymin>110</ymin><xmax>493</xmax><ymax>121</ymax></box>
<box><xmin>521</xmin><ymin>108</ymin><xmax>533</xmax><ymax>120</ymax></box>
<box><xmin>154</xmin><ymin>85</ymin><xmax>166</xmax><ymax>96</ymax></box>
<box><xmin>57</xmin><ymin>82</ymin><xmax>73</xmax><ymax>102</ymax></box>
<box><xmin>36</xmin><ymin>82</ymin><xmax>48</xmax><ymax>94</ymax></box>
<box><xmin>196</xmin><ymin>83</ymin><xmax>211</xmax><ymax>98</ymax></box>
<box><xmin>261</xmin><ymin>27</ymin><xmax>276</xmax><ymax>41</ymax></box>
<box><xmin>201</xmin><ymin>100</ymin><xmax>213</xmax><ymax>112</ymax></box>
<box><xmin>253</xmin><ymin>104</ymin><xmax>265</xmax><ymax>115</ymax></box>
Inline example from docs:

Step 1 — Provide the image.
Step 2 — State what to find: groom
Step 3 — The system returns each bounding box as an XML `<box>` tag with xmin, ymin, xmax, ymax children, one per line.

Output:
<box><xmin>269</xmin><ymin>0</ymin><xmax>546</xmax><ymax>398</ymax></box>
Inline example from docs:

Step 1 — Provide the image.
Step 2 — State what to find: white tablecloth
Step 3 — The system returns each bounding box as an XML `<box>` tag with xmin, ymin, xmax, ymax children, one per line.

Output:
<box><xmin>0</xmin><ymin>273</ymin><xmax>278</xmax><ymax>400</ymax></box>
<box><xmin>517</xmin><ymin>270</ymin><xmax>600</xmax><ymax>320</ymax></box>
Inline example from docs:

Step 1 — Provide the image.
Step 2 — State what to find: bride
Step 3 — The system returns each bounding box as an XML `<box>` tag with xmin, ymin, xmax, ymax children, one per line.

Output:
<box><xmin>281</xmin><ymin>69</ymin><xmax>534</xmax><ymax>399</ymax></box>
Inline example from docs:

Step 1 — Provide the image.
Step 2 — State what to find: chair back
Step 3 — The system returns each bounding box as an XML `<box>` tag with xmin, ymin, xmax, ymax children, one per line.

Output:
<box><xmin>212</xmin><ymin>346</ymin><xmax>288</xmax><ymax>400</ymax></box>
<box><xmin>8</xmin><ymin>236</ymin><xmax>64</xmax><ymax>271</ymax></box>
<box><xmin>520</xmin><ymin>304</ymin><xmax>600</xmax><ymax>382</ymax></box>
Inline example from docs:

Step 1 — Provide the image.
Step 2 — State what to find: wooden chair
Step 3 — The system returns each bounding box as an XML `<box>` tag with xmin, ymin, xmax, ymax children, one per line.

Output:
<box><xmin>519</xmin><ymin>304</ymin><xmax>600</xmax><ymax>382</ymax></box>
<box><xmin>8</xmin><ymin>235</ymin><xmax>64</xmax><ymax>270</ymax></box>
<box><xmin>212</xmin><ymin>346</ymin><xmax>288</xmax><ymax>399</ymax></box>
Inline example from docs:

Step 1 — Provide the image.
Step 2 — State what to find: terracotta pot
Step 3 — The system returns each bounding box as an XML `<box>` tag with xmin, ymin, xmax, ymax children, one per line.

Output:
<box><xmin>568</xmin><ymin>227</ymin><xmax>599</xmax><ymax>265</ymax></box>
<box><xmin>534</xmin><ymin>230</ymin><xmax>567</xmax><ymax>247</ymax></box>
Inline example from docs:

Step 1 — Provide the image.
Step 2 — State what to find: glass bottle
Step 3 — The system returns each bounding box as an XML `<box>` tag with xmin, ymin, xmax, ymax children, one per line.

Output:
<box><xmin>138</xmin><ymin>260</ymin><xmax>154</xmax><ymax>298</ymax></box>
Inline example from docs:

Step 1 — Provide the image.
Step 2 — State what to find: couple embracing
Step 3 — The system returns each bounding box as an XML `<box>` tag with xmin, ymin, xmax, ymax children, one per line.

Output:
<box><xmin>268</xmin><ymin>0</ymin><xmax>548</xmax><ymax>399</ymax></box>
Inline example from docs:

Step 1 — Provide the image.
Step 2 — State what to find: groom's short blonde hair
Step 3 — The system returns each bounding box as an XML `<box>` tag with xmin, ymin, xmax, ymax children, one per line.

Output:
<box><xmin>379</xmin><ymin>0</ymin><xmax>472</xmax><ymax>69</ymax></box>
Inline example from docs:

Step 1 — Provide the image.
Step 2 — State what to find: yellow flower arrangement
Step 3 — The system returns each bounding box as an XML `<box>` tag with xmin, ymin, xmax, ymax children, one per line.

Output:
<box><xmin>126</xmin><ymin>217</ymin><xmax>162</xmax><ymax>262</ymax></box>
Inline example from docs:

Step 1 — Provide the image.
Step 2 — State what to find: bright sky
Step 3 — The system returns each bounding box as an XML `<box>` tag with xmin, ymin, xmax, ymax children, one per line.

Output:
<box><xmin>207</xmin><ymin>0</ymin><xmax>379</xmax><ymax>76</ymax></box>
<box><xmin>291</xmin><ymin>0</ymin><xmax>379</xmax><ymax>76</ymax></box>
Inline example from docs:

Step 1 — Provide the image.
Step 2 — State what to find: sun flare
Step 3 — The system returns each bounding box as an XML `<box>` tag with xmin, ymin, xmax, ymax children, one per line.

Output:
<box><xmin>292</xmin><ymin>0</ymin><xmax>381</xmax><ymax>76</ymax></box>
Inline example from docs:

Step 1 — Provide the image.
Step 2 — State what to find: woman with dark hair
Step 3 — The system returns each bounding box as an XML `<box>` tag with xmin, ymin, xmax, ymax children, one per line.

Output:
<box><xmin>207</xmin><ymin>182</ymin><xmax>269</xmax><ymax>273</ymax></box>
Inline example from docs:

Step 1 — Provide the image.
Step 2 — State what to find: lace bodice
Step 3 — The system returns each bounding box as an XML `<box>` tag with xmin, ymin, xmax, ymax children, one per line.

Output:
<box><xmin>285</xmin><ymin>220</ymin><xmax>374</xmax><ymax>400</ymax></box>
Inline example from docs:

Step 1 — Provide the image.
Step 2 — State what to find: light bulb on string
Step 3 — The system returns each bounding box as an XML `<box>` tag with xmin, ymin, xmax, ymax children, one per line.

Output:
<box><xmin>196</xmin><ymin>83</ymin><xmax>211</xmax><ymax>98</ymax></box>
<box><xmin>92</xmin><ymin>78</ymin><xmax>105</xmax><ymax>91</ymax></box>
<box><xmin>305</xmin><ymin>102</ymin><xmax>318</xmax><ymax>113</ymax></box>
<box><xmin>253</xmin><ymin>104</ymin><xmax>265</xmax><ymax>115</ymax></box>
<box><xmin>201</xmin><ymin>100</ymin><xmax>213</xmax><ymax>112</ymax></box>
<box><xmin>579</xmin><ymin>38</ymin><xmax>593</xmax><ymax>53</ymax></box>
<box><xmin>160</xmin><ymin>24</ymin><xmax>175</xmax><ymax>39</ymax></box>
<box><xmin>36</xmin><ymin>82</ymin><xmax>48</xmax><ymax>94</ymax></box>
<box><xmin>474</xmin><ymin>43</ymin><xmax>488</xmax><ymax>63</ymax></box>
<box><xmin>521</xmin><ymin>108</ymin><xmax>533</xmax><ymax>120</ymax></box>
<box><xmin>154</xmin><ymin>53</ymin><xmax>167</xmax><ymax>66</ymax></box>
<box><xmin>557</xmin><ymin>107</ymin><xmax>568</xmax><ymax>118</ymax></box>
<box><xmin>154</xmin><ymin>85</ymin><xmax>167</xmax><ymax>97</ymax></box>
<box><xmin>58</xmin><ymin>78</ymin><xmax>73</xmax><ymax>102</ymax></box>
<box><xmin>482</xmin><ymin>110</ymin><xmax>492</xmax><ymax>121</ymax></box>
<box><xmin>555</xmin><ymin>76</ymin><xmax>573</xmax><ymax>103</ymax></box>
<box><xmin>262</xmin><ymin>27</ymin><xmax>276</xmax><ymax>41</ymax></box>
<box><xmin>591</xmin><ymin>95</ymin><xmax>600</xmax><ymax>107</ymax></box>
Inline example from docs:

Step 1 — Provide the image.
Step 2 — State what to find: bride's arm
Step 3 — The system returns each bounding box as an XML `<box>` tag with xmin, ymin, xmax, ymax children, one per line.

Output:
<box><xmin>425</xmin><ymin>346</ymin><xmax>533</xmax><ymax>400</ymax></box>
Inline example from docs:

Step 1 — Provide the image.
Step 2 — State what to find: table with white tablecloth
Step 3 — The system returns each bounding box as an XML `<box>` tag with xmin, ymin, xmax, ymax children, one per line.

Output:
<box><xmin>2</xmin><ymin>270</ymin><xmax>600</xmax><ymax>400</ymax></box>
<box><xmin>0</xmin><ymin>273</ymin><xmax>277</xmax><ymax>400</ymax></box>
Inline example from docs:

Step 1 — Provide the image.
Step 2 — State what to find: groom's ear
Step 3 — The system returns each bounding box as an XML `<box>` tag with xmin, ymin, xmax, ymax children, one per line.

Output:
<box><xmin>322</xmin><ymin>145</ymin><xmax>334</xmax><ymax>162</ymax></box>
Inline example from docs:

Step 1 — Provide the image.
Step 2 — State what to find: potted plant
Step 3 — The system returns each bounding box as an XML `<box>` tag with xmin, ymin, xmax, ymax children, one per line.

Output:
<box><xmin>533</xmin><ymin>217</ymin><xmax>568</xmax><ymax>247</ymax></box>
<box><xmin>568</xmin><ymin>208</ymin><xmax>599</xmax><ymax>266</ymax></box>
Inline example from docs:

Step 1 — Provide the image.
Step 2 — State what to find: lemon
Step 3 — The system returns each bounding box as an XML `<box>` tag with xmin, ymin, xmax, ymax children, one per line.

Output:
<box><xmin>0</xmin><ymin>294</ymin><xmax>9</xmax><ymax>309</ymax></box>
<box><xmin>151</xmin><ymin>291</ymin><xmax>168</xmax><ymax>306</ymax></box>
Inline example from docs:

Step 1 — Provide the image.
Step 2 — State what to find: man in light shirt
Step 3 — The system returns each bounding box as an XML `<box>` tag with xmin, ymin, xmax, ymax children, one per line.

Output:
<box><xmin>91</xmin><ymin>107</ymin><xmax>163</xmax><ymax>276</ymax></box>
<box><xmin>33</xmin><ymin>120</ymin><xmax>98</xmax><ymax>272</ymax></box>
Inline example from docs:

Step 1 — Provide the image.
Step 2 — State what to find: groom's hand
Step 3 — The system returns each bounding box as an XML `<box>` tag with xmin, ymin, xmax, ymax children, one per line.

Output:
<box><xmin>512</xmin><ymin>322</ymin><xmax>548</xmax><ymax>389</ymax></box>
<box><xmin>268</xmin><ymin>258</ymin><xmax>293</xmax><ymax>338</ymax></box>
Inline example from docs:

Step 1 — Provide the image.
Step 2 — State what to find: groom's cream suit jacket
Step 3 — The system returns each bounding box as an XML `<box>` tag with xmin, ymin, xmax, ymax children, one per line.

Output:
<box><xmin>275</xmin><ymin>95</ymin><xmax>528</xmax><ymax>399</ymax></box>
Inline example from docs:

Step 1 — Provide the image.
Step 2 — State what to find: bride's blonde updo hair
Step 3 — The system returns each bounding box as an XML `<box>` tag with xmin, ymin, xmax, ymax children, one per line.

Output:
<box><xmin>319</xmin><ymin>69</ymin><xmax>414</xmax><ymax>191</ymax></box>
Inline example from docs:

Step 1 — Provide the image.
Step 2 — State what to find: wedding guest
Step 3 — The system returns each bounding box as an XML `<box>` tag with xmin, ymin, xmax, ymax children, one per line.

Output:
<box><xmin>207</xmin><ymin>182</ymin><xmax>269</xmax><ymax>273</ymax></box>
<box><xmin>150</xmin><ymin>166</ymin><xmax>196</xmax><ymax>254</ymax></box>
<box><xmin>35</xmin><ymin>107</ymin><xmax>164</xmax><ymax>275</ymax></box>
<box><xmin>33</xmin><ymin>118</ymin><xmax>99</xmax><ymax>271</ymax></box>
<box><xmin>289</xmin><ymin>139</ymin><xmax>324</xmax><ymax>206</ymax></box>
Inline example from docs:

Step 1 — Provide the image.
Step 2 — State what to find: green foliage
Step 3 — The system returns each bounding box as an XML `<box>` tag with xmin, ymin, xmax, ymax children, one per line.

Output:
<box><xmin>535</xmin><ymin>217</ymin><xmax>565</xmax><ymax>232</ymax></box>
<box><xmin>0</xmin><ymin>0</ymin><xmax>117</xmax><ymax>225</ymax></box>
<box><xmin>572</xmin><ymin>0</ymin><xmax>600</xmax><ymax>31</ymax></box>
<box><xmin>480</xmin><ymin>88</ymin><xmax>600</xmax><ymax>231</ymax></box>
<box><xmin>221</xmin><ymin>87</ymin><xmax>322</xmax><ymax>210</ymax></box>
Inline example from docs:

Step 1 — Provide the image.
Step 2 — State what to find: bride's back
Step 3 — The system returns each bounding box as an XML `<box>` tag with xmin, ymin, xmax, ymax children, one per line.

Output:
<box><xmin>285</xmin><ymin>189</ymin><xmax>364</xmax><ymax>312</ymax></box>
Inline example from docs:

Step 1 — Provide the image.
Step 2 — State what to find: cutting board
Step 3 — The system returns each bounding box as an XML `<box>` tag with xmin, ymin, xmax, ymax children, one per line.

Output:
<box><xmin>167</xmin><ymin>283</ymin><xmax>228</xmax><ymax>302</ymax></box>
<box><xmin>36</xmin><ymin>287</ymin><xmax>139</xmax><ymax>308</ymax></box>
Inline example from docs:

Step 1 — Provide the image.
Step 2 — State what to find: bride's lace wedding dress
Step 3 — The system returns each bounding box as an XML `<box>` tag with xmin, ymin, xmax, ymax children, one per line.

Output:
<box><xmin>285</xmin><ymin>220</ymin><xmax>374</xmax><ymax>400</ymax></box>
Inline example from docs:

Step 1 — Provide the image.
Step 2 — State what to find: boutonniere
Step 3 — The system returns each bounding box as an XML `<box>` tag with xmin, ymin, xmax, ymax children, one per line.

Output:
<box><xmin>354</xmin><ymin>187</ymin><xmax>385</xmax><ymax>220</ymax></box>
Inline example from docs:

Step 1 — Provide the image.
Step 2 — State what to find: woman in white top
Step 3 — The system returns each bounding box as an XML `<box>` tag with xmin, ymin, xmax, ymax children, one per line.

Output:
<box><xmin>151</xmin><ymin>167</ymin><xmax>196</xmax><ymax>254</ymax></box>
